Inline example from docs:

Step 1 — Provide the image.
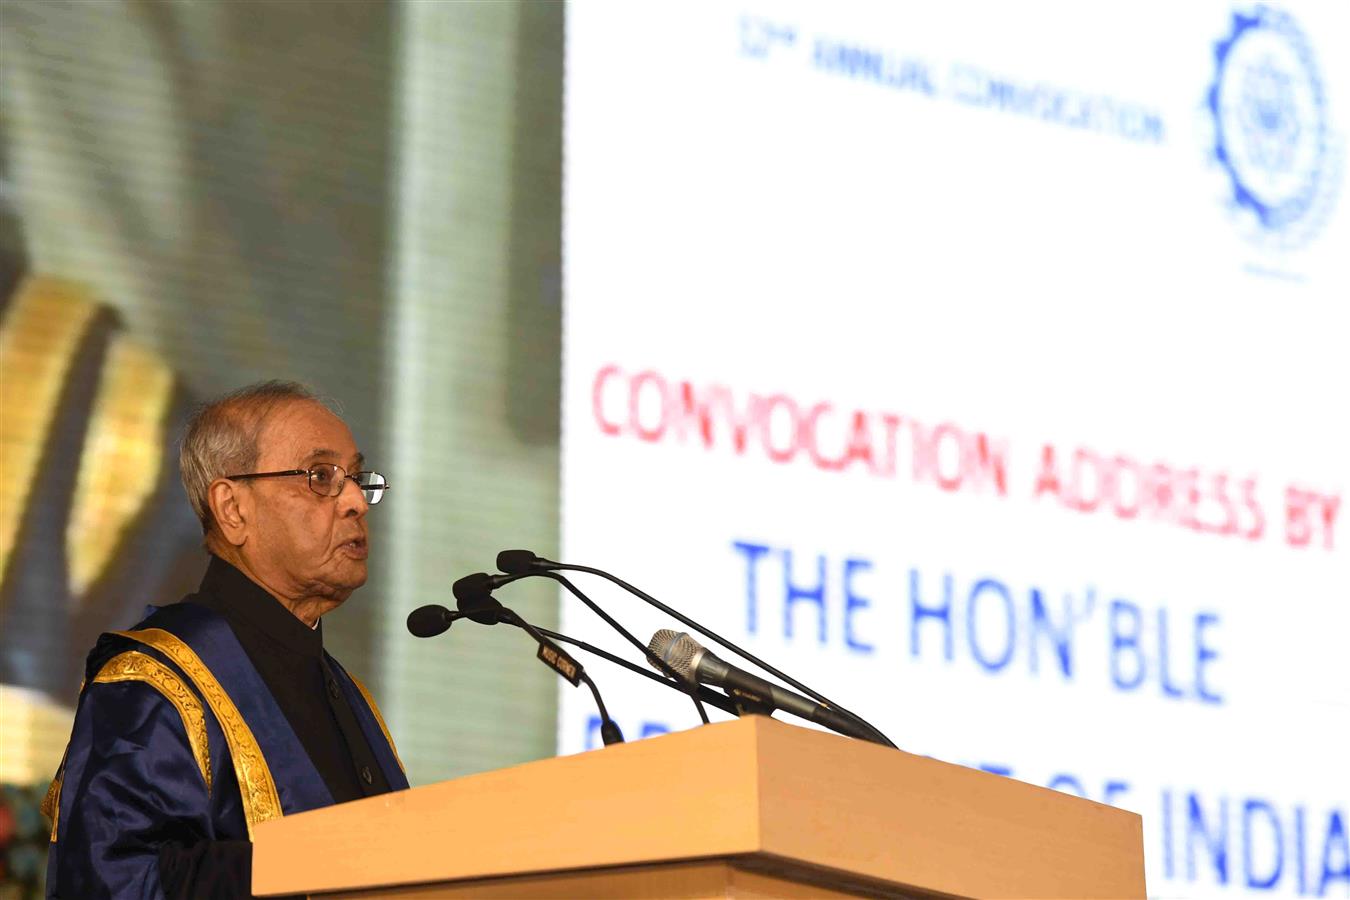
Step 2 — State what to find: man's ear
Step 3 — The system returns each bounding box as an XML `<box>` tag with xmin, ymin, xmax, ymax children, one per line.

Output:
<box><xmin>207</xmin><ymin>478</ymin><xmax>249</xmax><ymax>548</ymax></box>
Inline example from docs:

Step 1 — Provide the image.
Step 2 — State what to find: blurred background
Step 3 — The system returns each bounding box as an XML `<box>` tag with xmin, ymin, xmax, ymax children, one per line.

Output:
<box><xmin>0</xmin><ymin>1</ymin><xmax>1346</xmax><ymax>897</ymax></box>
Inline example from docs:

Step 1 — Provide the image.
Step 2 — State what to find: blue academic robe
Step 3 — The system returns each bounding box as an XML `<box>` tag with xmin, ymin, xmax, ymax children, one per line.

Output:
<box><xmin>44</xmin><ymin>601</ymin><xmax>408</xmax><ymax>899</ymax></box>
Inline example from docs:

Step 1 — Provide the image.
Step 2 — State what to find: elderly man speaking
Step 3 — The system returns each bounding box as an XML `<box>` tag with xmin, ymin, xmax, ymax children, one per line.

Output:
<box><xmin>44</xmin><ymin>381</ymin><xmax>407</xmax><ymax>898</ymax></box>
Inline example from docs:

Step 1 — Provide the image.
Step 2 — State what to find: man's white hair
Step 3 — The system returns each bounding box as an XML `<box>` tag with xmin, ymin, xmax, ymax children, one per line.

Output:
<box><xmin>179</xmin><ymin>380</ymin><xmax>329</xmax><ymax>535</ymax></box>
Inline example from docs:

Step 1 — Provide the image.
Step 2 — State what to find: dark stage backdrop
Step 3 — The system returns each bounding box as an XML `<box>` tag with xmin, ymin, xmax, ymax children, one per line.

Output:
<box><xmin>0</xmin><ymin>7</ymin><xmax>565</xmax><ymax>874</ymax></box>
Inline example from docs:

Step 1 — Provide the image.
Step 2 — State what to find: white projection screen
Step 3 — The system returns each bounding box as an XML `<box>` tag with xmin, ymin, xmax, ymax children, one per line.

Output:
<box><xmin>561</xmin><ymin>3</ymin><xmax>1349</xmax><ymax>898</ymax></box>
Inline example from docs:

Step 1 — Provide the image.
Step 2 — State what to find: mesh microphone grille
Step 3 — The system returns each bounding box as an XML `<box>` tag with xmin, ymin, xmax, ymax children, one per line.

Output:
<box><xmin>647</xmin><ymin>629</ymin><xmax>701</xmax><ymax>681</ymax></box>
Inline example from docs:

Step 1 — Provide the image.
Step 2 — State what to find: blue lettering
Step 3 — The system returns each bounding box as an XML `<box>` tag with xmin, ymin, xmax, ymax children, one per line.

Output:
<box><xmin>1142</xmin><ymin>114</ymin><xmax>1165</xmax><ymax>143</ymax></box>
<box><xmin>1104</xmin><ymin>780</ymin><xmax>1130</xmax><ymax>808</ymax></box>
<box><xmin>1164</xmin><ymin>789</ymin><xmax>1175</xmax><ymax>879</ymax></box>
<box><xmin>1047</xmin><ymin>773</ymin><xmax>1086</xmax><ymax>797</ymax></box>
<box><xmin>1157</xmin><ymin>608</ymin><xmax>1187</xmax><ymax>700</ymax></box>
<box><xmin>1029</xmin><ymin>587</ymin><xmax>1073</xmax><ymax>678</ymax></box>
<box><xmin>1243</xmin><ymin>798</ymin><xmax>1283</xmax><ymax>890</ymax></box>
<box><xmin>1321</xmin><ymin>811</ymin><xmax>1349</xmax><ymax>897</ymax></box>
<box><xmin>1187</xmin><ymin>793</ymin><xmax>1230</xmax><ymax>885</ymax></box>
<box><xmin>967</xmin><ymin>578</ymin><xmax>1015</xmax><ymax>672</ymax></box>
<box><xmin>640</xmin><ymin>721</ymin><xmax>670</xmax><ymax>740</ymax></box>
<box><xmin>843</xmin><ymin>558</ymin><xmax>875</xmax><ymax>654</ymax></box>
<box><xmin>977</xmin><ymin>763</ymin><xmax>1013</xmax><ymax>778</ymax></box>
<box><xmin>949</xmin><ymin>63</ymin><xmax>988</xmax><ymax>106</ymax></box>
<box><xmin>1195</xmin><ymin>612</ymin><xmax>1223</xmax><ymax>704</ymax></box>
<box><xmin>909</xmin><ymin>569</ymin><xmax>954</xmax><ymax>661</ymax></box>
<box><xmin>782</xmin><ymin>549</ymin><xmax>827</xmax><ymax>645</ymax></box>
<box><xmin>1297</xmin><ymin>806</ymin><xmax>1308</xmax><ymax>896</ymax></box>
<box><xmin>733</xmin><ymin>540</ymin><xmax>772</xmax><ymax>635</ymax></box>
<box><xmin>1110</xmin><ymin>599</ymin><xmax>1146</xmax><ymax>691</ymax></box>
<box><xmin>817</xmin><ymin>41</ymin><xmax>883</xmax><ymax>83</ymax></box>
<box><xmin>813</xmin><ymin>40</ymin><xmax>933</xmax><ymax>96</ymax></box>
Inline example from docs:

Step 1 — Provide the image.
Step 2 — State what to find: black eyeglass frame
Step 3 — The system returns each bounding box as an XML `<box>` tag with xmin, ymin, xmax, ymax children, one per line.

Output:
<box><xmin>224</xmin><ymin>464</ymin><xmax>391</xmax><ymax>503</ymax></box>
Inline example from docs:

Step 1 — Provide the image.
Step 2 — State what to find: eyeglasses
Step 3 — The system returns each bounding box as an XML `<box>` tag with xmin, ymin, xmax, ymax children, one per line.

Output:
<box><xmin>224</xmin><ymin>464</ymin><xmax>390</xmax><ymax>505</ymax></box>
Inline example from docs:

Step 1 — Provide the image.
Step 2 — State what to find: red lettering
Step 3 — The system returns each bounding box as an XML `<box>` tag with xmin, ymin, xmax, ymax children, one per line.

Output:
<box><xmin>1240</xmin><ymin>478</ymin><xmax>1265</xmax><ymax>541</ymax></box>
<box><xmin>759</xmin><ymin>394</ymin><xmax>800</xmax><ymax>464</ymax></box>
<box><xmin>972</xmin><ymin>433</ymin><xmax>1009</xmax><ymax>496</ymax></box>
<box><xmin>878</xmin><ymin>413</ymin><xmax>902</xmax><ymax>478</ymax></box>
<box><xmin>803</xmin><ymin>403</ymin><xmax>847</xmax><ymax>471</ymax></box>
<box><xmin>845</xmin><ymin>411</ymin><xmax>877</xmax><ymax>474</ymax></box>
<box><xmin>592</xmin><ymin>365</ymin><xmax>1298</xmax><ymax>550</ymax></box>
<box><xmin>1285</xmin><ymin>486</ymin><xmax>1341</xmax><ymax>550</ymax></box>
<box><xmin>1111</xmin><ymin>455</ymin><xmax>1141</xmax><ymax>519</ymax></box>
<box><xmin>629</xmin><ymin>370</ymin><xmax>668</xmax><ymax>442</ymax></box>
<box><xmin>930</xmin><ymin>423</ymin><xmax>965</xmax><ymax>492</ymax></box>
<box><xmin>1320</xmin><ymin>493</ymin><xmax>1340</xmax><ymax>550</ymax></box>
<box><xmin>1068</xmin><ymin>448</ymin><xmax>1103</xmax><ymax>512</ymax></box>
<box><xmin>1175</xmin><ymin>468</ymin><xmax>1201</xmax><ymax>531</ymax></box>
<box><xmin>594</xmin><ymin>367</ymin><xmax>623</xmax><ymax>437</ymax></box>
<box><xmin>1285</xmin><ymin>486</ymin><xmax>1313</xmax><ymax>547</ymax></box>
<box><xmin>1146</xmin><ymin>463</ymin><xmax>1176</xmax><ymax>522</ymax></box>
<box><xmin>592</xmin><ymin>365</ymin><xmax>624</xmax><ymax>436</ymax></box>
<box><xmin>1034</xmin><ymin>444</ymin><xmax>1062</xmax><ymax>500</ymax></box>
<box><xmin>1207</xmin><ymin>474</ymin><xmax>1238</xmax><ymax>536</ymax></box>
<box><xmin>715</xmin><ymin>386</ymin><xmax>754</xmax><ymax>454</ymax></box>
<box><xmin>909</xmin><ymin>420</ymin><xmax>930</xmax><ymax>482</ymax></box>
<box><xmin>675</xmin><ymin>382</ymin><xmax>751</xmax><ymax>452</ymax></box>
<box><xmin>677</xmin><ymin>381</ymin><xmax>713</xmax><ymax>446</ymax></box>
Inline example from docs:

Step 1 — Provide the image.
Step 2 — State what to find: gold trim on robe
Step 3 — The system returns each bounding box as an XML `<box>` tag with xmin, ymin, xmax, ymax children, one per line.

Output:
<box><xmin>42</xmin><ymin>763</ymin><xmax>63</xmax><ymax>843</ymax></box>
<box><xmin>93</xmin><ymin>651</ymin><xmax>212</xmax><ymax>794</ymax></box>
<box><xmin>41</xmin><ymin>680</ymin><xmax>86</xmax><ymax>842</ymax></box>
<box><xmin>113</xmin><ymin>628</ymin><xmax>283</xmax><ymax>839</ymax></box>
<box><xmin>348</xmin><ymin>673</ymin><xmax>406</xmax><ymax>775</ymax></box>
<box><xmin>43</xmin><ymin>652</ymin><xmax>214</xmax><ymax>844</ymax></box>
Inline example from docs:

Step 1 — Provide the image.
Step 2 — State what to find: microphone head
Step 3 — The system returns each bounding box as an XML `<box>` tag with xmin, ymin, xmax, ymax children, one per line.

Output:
<box><xmin>452</xmin><ymin>572</ymin><xmax>493</xmax><ymax>604</ymax></box>
<box><xmin>453</xmin><ymin>572</ymin><xmax>506</xmax><ymax>625</ymax></box>
<box><xmin>647</xmin><ymin>629</ymin><xmax>703</xmax><ymax>682</ymax></box>
<box><xmin>496</xmin><ymin>549</ymin><xmax>541</xmax><ymax>574</ymax></box>
<box><xmin>407</xmin><ymin>605</ymin><xmax>454</xmax><ymax>638</ymax></box>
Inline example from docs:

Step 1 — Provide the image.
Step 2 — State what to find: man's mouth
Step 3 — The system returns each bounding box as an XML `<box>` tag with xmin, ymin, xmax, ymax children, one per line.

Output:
<box><xmin>339</xmin><ymin>537</ymin><xmax>368</xmax><ymax>560</ymax></box>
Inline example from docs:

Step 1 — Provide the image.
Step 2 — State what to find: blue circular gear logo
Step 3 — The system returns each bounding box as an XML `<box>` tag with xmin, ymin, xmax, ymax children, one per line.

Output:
<box><xmin>1206</xmin><ymin>6</ymin><xmax>1335</xmax><ymax>247</ymax></box>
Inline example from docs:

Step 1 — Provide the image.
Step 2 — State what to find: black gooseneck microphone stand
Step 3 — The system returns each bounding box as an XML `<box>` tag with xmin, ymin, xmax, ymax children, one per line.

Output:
<box><xmin>536</xmin><ymin>571</ymin><xmax>711</xmax><ymax>725</ymax></box>
<box><xmin>407</xmin><ymin>603</ymin><xmax>740</xmax><ymax>718</ymax></box>
<box><xmin>498</xmin><ymin>550</ymin><xmax>896</xmax><ymax>749</ymax></box>
<box><xmin>454</xmin><ymin>587</ymin><xmax>625</xmax><ymax>747</ymax></box>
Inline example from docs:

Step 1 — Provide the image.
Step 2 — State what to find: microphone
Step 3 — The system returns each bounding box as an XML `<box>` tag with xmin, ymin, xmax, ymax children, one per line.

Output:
<box><xmin>422</xmin><ymin>601</ymin><xmax>739</xmax><ymax>716</ymax></box>
<box><xmin>496</xmin><ymin>549</ymin><xmax>541</xmax><ymax>575</ymax></box>
<box><xmin>648</xmin><ymin>630</ymin><xmax>880</xmax><ymax>744</ymax></box>
<box><xmin>453</xmin><ymin>572</ymin><xmax>530</xmax><ymax>623</ymax></box>
<box><xmin>493</xmin><ymin>553</ymin><xmax>712</xmax><ymax>724</ymax></box>
<box><xmin>406</xmin><ymin>604</ymin><xmax>465</xmax><ymax>638</ymax></box>
<box><xmin>454</xmin><ymin>571</ymin><xmax>553</xmax><ymax>624</ymax></box>
<box><xmin>529</xmin><ymin>624</ymin><xmax>740</xmax><ymax>717</ymax></box>
<box><xmin>497</xmin><ymin>549</ymin><xmax>896</xmax><ymax>748</ymax></box>
<box><xmin>454</xmin><ymin>572</ymin><xmax>625</xmax><ymax>746</ymax></box>
<box><xmin>539</xmin><ymin>572</ymin><xmax>712</xmax><ymax>724</ymax></box>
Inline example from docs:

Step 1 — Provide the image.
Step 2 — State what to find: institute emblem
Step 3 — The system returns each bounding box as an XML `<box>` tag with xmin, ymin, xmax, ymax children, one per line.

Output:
<box><xmin>1206</xmin><ymin>6</ymin><xmax>1339</xmax><ymax>248</ymax></box>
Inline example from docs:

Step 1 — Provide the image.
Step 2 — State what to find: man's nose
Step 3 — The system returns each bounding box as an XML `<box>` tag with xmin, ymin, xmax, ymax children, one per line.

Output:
<box><xmin>337</xmin><ymin>475</ymin><xmax>370</xmax><ymax>515</ymax></box>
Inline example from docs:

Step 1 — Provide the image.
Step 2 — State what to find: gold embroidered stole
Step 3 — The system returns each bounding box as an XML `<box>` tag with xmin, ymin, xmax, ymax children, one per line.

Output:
<box><xmin>43</xmin><ymin>629</ymin><xmax>283</xmax><ymax>841</ymax></box>
<box><xmin>43</xmin><ymin>627</ymin><xmax>404</xmax><ymax>843</ymax></box>
<box><xmin>111</xmin><ymin>628</ymin><xmax>283</xmax><ymax>839</ymax></box>
<box><xmin>347</xmin><ymin>673</ymin><xmax>406</xmax><ymax>775</ymax></box>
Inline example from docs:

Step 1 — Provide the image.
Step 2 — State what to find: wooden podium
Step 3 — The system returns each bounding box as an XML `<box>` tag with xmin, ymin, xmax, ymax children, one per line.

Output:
<box><xmin>253</xmin><ymin>716</ymin><xmax>1144</xmax><ymax>899</ymax></box>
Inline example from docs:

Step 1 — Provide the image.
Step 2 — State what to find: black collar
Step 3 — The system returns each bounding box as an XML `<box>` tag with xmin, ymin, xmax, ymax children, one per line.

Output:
<box><xmin>194</xmin><ymin>555</ymin><xmax>324</xmax><ymax>659</ymax></box>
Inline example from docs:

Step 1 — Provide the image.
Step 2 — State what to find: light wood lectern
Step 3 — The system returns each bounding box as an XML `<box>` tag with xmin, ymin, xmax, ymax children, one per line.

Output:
<box><xmin>253</xmin><ymin>716</ymin><xmax>1144</xmax><ymax>899</ymax></box>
